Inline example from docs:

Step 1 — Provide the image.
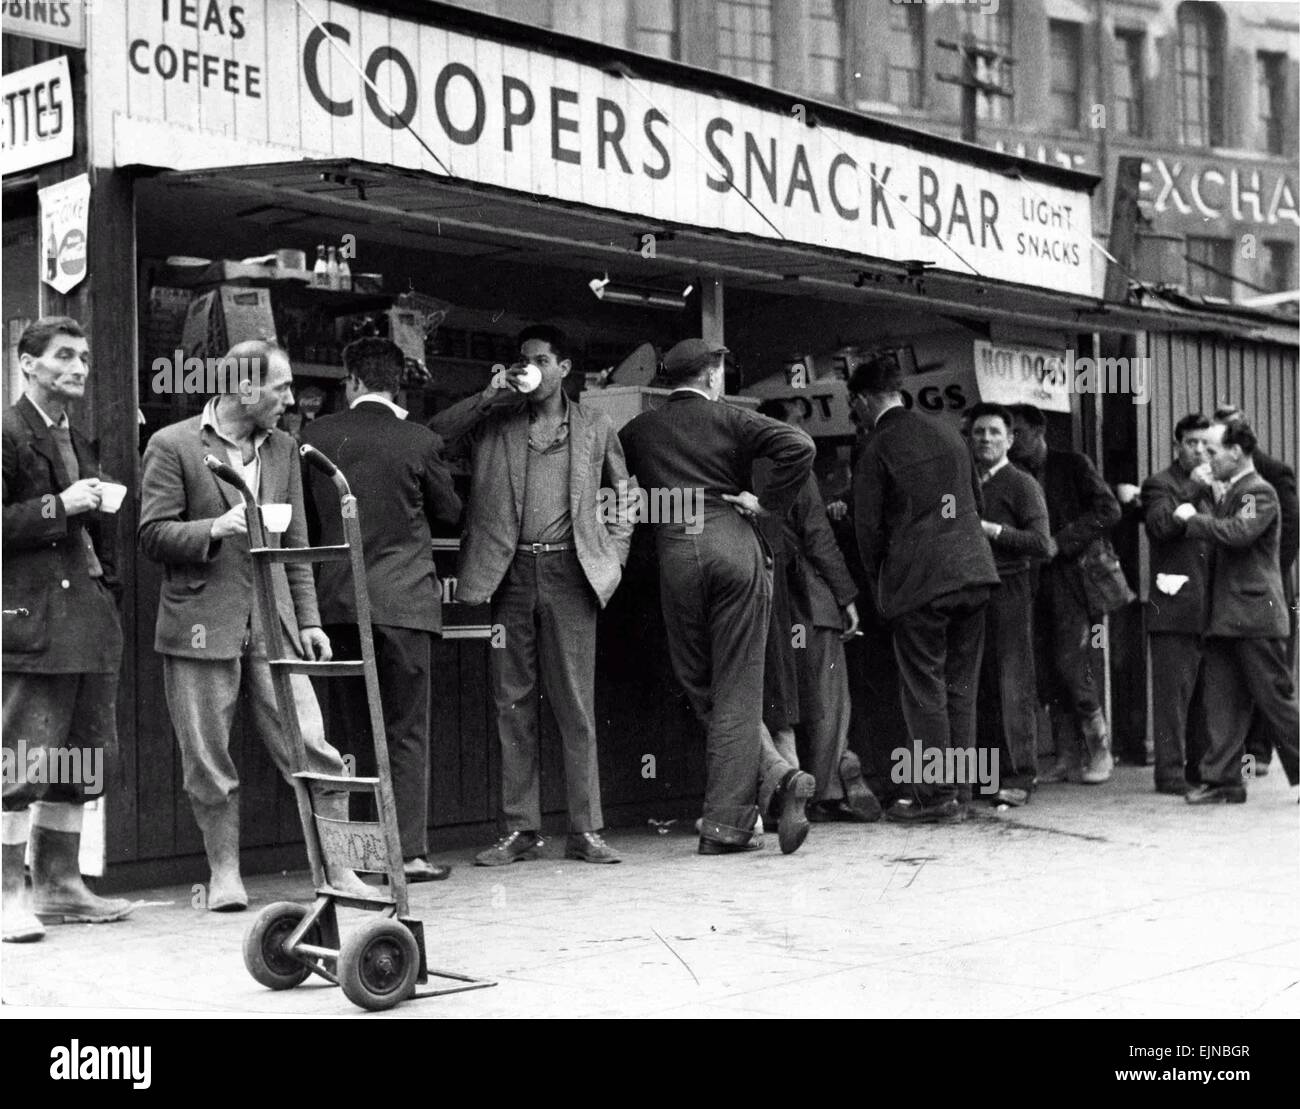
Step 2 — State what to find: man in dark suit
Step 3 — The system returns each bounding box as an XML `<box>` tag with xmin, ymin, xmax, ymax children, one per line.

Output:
<box><xmin>1141</xmin><ymin>413</ymin><xmax>1214</xmax><ymax>796</ymax></box>
<box><xmin>851</xmin><ymin>353</ymin><xmax>1000</xmax><ymax>822</ymax></box>
<box><xmin>1212</xmin><ymin>404</ymin><xmax>1298</xmax><ymax>779</ymax></box>
<box><xmin>430</xmin><ymin>325</ymin><xmax>633</xmax><ymax>866</ymax></box>
<box><xmin>970</xmin><ymin>403</ymin><xmax>1053</xmax><ymax>807</ymax></box>
<box><xmin>1009</xmin><ymin>403</ymin><xmax>1122</xmax><ymax>785</ymax></box>
<box><xmin>3</xmin><ymin>318</ymin><xmax>134</xmax><ymax>943</ymax></box>
<box><xmin>139</xmin><ymin>340</ymin><xmax>365</xmax><ymax>910</ymax></box>
<box><xmin>302</xmin><ymin>338</ymin><xmax>462</xmax><ymax>882</ymax></box>
<box><xmin>620</xmin><ymin>339</ymin><xmax>817</xmax><ymax>855</ymax></box>
<box><xmin>1176</xmin><ymin>418</ymin><xmax>1299</xmax><ymax>802</ymax></box>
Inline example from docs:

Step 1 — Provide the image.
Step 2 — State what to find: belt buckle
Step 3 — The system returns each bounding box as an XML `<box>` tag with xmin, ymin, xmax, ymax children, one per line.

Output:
<box><xmin>529</xmin><ymin>542</ymin><xmax>545</xmax><ymax>555</ymax></box>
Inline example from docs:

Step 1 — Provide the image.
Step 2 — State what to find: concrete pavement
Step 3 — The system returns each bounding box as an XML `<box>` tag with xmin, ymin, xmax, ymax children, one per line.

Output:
<box><xmin>3</xmin><ymin>765</ymin><xmax>1297</xmax><ymax>1018</ymax></box>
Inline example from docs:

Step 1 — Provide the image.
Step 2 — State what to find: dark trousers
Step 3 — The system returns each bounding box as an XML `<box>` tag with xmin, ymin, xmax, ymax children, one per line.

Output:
<box><xmin>490</xmin><ymin>550</ymin><xmax>603</xmax><ymax>834</ymax></box>
<box><xmin>1244</xmin><ymin>588</ymin><xmax>1298</xmax><ymax>768</ymax></box>
<box><xmin>2</xmin><ymin>671</ymin><xmax>117</xmax><ymax>810</ymax></box>
<box><xmin>1148</xmin><ymin>632</ymin><xmax>1203</xmax><ymax>791</ymax></box>
<box><xmin>1201</xmin><ymin>636</ymin><xmax>1300</xmax><ymax>788</ymax></box>
<box><xmin>891</xmin><ymin>585</ymin><xmax>990</xmax><ymax>805</ymax></box>
<box><xmin>978</xmin><ymin>572</ymin><xmax>1038</xmax><ymax>792</ymax></box>
<box><xmin>1036</xmin><ymin>562</ymin><xmax>1102</xmax><ymax>722</ymax></box>
<box><xmin>657</xmin><ymin>514</ymin><xmax>769</xmax><ymax>844</ymax></box>
<box><xmin>322</xmin><ymin>623</ymin><xmax>432</xmax><ymax>858</ymax></box>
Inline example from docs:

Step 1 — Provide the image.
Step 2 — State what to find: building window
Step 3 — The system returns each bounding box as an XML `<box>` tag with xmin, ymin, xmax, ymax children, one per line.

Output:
<box><xmin>1113</xmin><ymin>29</ymin><xmax>1145</xmax><ymax>137</ymax></box>
<box><xmin>717</xmin><ymin>0</ymin><xmax>774</xmax><ymax>85</ymax></box>
<box><xmin>632</xmin><ymin>0</ymin><xmax>679</xmax><ymax>60</ymax></box>
<box><xmin>1186</xmin><ymin>236</ymin><xmax>1234</xmax><ymax>298</ymax></box>
<box><xmin>1049</xmin><ymin>22</ymin><xmax>1082</xmax><ymax>130</ymax></box>
<box><xmin>961</xmin><ymin>5</ymin><xmax>1014</xmax><ymax>124</ymax></box>
<box><xmin>1262</xmin><ymin>241</ymin><xmax>1295</xmax><ymax>293</ymax></box>
<box><xmin>887</xmin><ymin>0</ymin><xmax>924</xmax><ymax>110</ymax></box>
<box><xmin>1257</xmin><ymin>51</ymin><xmax>1286</xmax><ymax>154</ymax></box>
<box><xmin>1177</xmin><ymin>2</ymin><xmax>1223</xmax><ymax>147</ymax></box>
<box><xmin>808</xmin><ymin>0</ymin><xmax>846</xmax><ymax>101</ymax></box>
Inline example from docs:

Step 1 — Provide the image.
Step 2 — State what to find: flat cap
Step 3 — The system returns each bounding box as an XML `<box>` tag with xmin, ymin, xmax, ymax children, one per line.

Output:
<box><xmin>662</xmin><ymin>338</ymin><xmax>728</xmax><ymax>380</ymax></box>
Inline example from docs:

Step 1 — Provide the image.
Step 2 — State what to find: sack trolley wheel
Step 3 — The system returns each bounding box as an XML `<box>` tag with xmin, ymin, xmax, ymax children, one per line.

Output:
<box><xmin>338</xmin><ymin>916</ymin><xmax>420</xmax><ymax>1011</ymax></box>
<box><xmin>243</xmin><ymin>901</ymin><xmax>323</xmax><ymax>991</ymax></box>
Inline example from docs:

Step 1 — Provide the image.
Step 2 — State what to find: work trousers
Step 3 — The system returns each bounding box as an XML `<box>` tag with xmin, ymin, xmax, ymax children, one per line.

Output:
<box><xmin>489</xmin><ymin>550</ymin><xmax>603</xmax><ymax>834</ymax></box>
<box><xmin>162</xmin><ymin>652</ymin><xmax>348</xmax><ymax>809</ymax></box>
<box><xmin>1036</xmin><ymin>561</ymin><xmax>1102</xmax><ymax>723</ymax></box>
<box><xmin>803</xmin><ymin>626</ymin><xmax>852</xmax><ymax>802</ymax></box>
<box><xmin>2</xmin><ymin>671</ymin><xmax>117</xmax><ymax>810</ymax></box>
<box><xmin>322</xmin><ymin>623</ymin><xmax>433</xmax><ymax>859</ymax></box>
<box><xmin>891</xmin><ymin>586</ymin><xmax>989</xmax><ymax>806</ymax></box>
<box><xmin>1200</xmin><ymin>636</ymin><xmax>1300</xmax><ymax>788</ymax></box>
<box><xmin>657</xmin><ymin>513</ymin><xmax>770</xmax><ymax>845</ymax></box>
<box><xmin>978</xmin><ymin>572</ymin><xmax>1039</xmax><ymax>792</ymax></box>
<box><xmin>1148</xmin><ymin>632</ymin><xmax>1203</xmax><ymax>792</ymax></box>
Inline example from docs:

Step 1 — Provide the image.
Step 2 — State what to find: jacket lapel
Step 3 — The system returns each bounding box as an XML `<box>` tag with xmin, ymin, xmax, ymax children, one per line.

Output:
<box><xmin>505</xmin><ymin>409</ymin><xmax>529</xmax><ymax>525</ymax></box>
<box><xmin>199</xmin><ymin>423</ymin><xmax>242</xmax><ymax>510</ymax></box>
<box><xmin>569</xmin><ymin>406</ymin><xmax>593</xmax><ymax>522</ymax></box>
<box><xmin>16</xmin><ymin>396</ymin><xmax>71</xmax><ymax>490</ymax></box>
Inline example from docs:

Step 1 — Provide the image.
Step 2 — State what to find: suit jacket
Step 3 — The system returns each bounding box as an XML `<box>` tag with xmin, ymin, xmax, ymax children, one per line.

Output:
<box><xmin>620</xmin><ymin>391</ymin><xmax>815</xmax><ymax>522</ymax></box>
<box><xmin>2</xmin><ymin>396</ymin><xmax>123</xmax><ymax>674</ymax></box>
<box><xmin>1020</xmin><ymin>447</ymin><xmax>1122</xmax><ymax>559</ymax></box>
<box><xmin>138</xmin><ymin>413</ymin><xmax>320</xmax><ymax>659</ymax></box>
<box><xmin>301</xmin><ymin>402</ymin><xmax>461</xmax><ymax>633</ymax></box>
<box><xmin>1141</xmin><ymin>463</ymin><xmax>1212</xmax><ymax>635</ymax></box>
<box><xmin>429</xmin><ymin>390</ymin><xmax>632</xmax><ymax>607</ymax></box>
<box><xmin>1184</xmin><ymin>468</ymin><xmax>1288</xmax><ymax>639</ymax></box>
<box><xmin>853</xmin><ymin>406</ymin><xmax>999</xmax><ymax>621</ymax></box>
<box><xmin>1253</xmin><ymin>448</ymin><xmax>1298</xmax><ymax>579</ymax></box>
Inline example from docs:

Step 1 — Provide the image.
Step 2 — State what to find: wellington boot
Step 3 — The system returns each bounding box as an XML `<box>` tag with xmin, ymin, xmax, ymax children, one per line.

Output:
<box><xmin>1039</xmin><ymin>711</ymin><xmax>1082</xmax><ymax>784</ymax></box>
<box><xmin>31</xmin><ymin>824</ymin><xmax>134</xmax><ymax>924</ymax></box>
<box><xmin>2</xmin><ymin>842</ymin><xmax>43</xmax><ymax>943</ymax></box>
<box><xmin>1079</xmin><ymin>709</ymin><xmax>1114</xmax><ymax>784</ymax></box>
<box><xmin>191</xmin><ymin>799</ymin><xmax>248</xmax><ymax>912</ymax></box>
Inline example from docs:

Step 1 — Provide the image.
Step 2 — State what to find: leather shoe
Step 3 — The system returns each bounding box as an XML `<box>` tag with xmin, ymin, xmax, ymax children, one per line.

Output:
<box><xmin>1185</xmin><ymin>784</ymin><xmax>1247</xmax><ymax>805</ymax></box>
<box><xmin>565</xmin><ymin>832</ymin><xmax>621</xmax><ymax>864</ymax></box>
<box><xmin>992</xmin><ymin>787</ymin><xmax>1029</xmax><ymax>807</ymax></box>
<box><xmin>404</xmin><ymin>857</ymin><xmax>451</xmax><ymax>882</ymax></box>
<box><xmin>886</xmin><ymin>798</ymin><xmax>965</xmax><ymax>824</ymax></box>
<box><xmin>698</xmin><ymin>836</ymin><xmax>765</xmax><ymax>855</ymax></box>
<box><xmin>808</xmin><ymin>800</ymin><xmax>869</xmax><ymax>823</ymax></box>
<box><xmin>1156</xmin><ymin>782</ymin><xmax>1191</xmax><ymax>796</ymax></box>
<box><xmin>773</xmin><ymin>770</ymin><xmax>815</xmax><ymax>854</ymax></box>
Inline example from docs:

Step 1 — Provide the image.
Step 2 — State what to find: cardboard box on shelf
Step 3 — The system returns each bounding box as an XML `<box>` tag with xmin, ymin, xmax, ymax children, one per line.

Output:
<box><xmin>180</xmin><ymin>286</ymin><xmax>277</xmax><ymax>360</ymax></box>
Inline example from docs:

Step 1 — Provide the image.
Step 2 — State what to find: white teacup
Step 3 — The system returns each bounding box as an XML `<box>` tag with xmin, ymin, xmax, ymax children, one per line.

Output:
<box><xmin>512</xmin><ymin>364</ymin><xmax>542</xmax><ymax>394</ymax></box>
<box><xmin>261</xmin><ymin>503</ymin><xmax>292</xmax><ymax>534</ymax></box>
<box><xmin>98</xmin><ymin>482</ymin><xmax>127</xmax><ymax>514</ymax></box>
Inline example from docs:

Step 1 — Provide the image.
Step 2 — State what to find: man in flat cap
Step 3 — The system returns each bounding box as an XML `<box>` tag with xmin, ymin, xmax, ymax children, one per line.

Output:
<box><xmin>620</xmin><ymin>339</ymin><xmax>817</xmax><ymax>855</ymax></box>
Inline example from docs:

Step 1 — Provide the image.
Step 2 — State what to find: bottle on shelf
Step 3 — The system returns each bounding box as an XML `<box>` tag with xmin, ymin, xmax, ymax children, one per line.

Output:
<box><xmin>313</xmin><ymin>245</ymin><xmax>328</xmax><ymax>288</ymax></box>
<box><xmin>337</xmin><ymin>251</ymin><xmax>352</xmax><ymax>292</ymax></box>
<box><xmin>326</xmin><ymin>246</ymin><xmax>340</xmax><ymax>291</ymax></box>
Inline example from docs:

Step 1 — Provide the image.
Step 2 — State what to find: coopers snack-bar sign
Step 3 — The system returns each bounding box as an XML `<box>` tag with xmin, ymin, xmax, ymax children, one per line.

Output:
<box><xmin>98</xmin><ymin>0</ymin><xmax>1094</xmax><ymax>295</ymax></box>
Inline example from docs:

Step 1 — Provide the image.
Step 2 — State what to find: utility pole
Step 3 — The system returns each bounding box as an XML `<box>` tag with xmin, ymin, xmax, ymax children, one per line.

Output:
<box><xmin>935</xmin><ymin>32</ymin><xmax>1014</xmax><ymax>143</ymax></box>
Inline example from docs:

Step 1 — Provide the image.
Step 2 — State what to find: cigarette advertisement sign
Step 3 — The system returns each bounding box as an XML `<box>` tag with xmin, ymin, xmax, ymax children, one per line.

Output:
<box><xmin>1</xmin><ymin>56</ymin><xmax>74</xmax><ymax>175</ymax></box>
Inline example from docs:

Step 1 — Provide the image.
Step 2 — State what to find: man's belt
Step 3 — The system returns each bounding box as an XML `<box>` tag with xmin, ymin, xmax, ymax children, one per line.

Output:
<box><xmin>517</xmin><ymin>541</ymin><xmax>575</xmax><ymax>554</ymax></box>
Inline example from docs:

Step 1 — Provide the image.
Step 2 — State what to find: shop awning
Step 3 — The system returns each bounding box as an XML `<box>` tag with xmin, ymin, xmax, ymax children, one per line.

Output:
<box><xmin>148</xmin><ymin>158</ymin><xmax>1298</xmax><ymax>346</ymax></box>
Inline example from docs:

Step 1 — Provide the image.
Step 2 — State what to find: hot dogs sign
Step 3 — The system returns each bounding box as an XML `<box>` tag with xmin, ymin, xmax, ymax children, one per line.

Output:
<box><xmin>96</xmin><ymin>0</ymin><xmax>1095</xmax><ymax>296</ymax></box>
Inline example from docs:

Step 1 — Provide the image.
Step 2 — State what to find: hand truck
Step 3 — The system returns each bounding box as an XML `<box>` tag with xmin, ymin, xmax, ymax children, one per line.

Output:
<box><xmin>203</xmin><ymin>446</ymin><xmax>494</xmax><ymax>1011</ymax></box>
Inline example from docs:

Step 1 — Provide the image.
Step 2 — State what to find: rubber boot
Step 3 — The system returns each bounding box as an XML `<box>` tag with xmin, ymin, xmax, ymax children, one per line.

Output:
<box><xmin>3</xmin><ymin>810</ymin><xmax>44</xmax><ymax>943</ymax></box>
<box><xmin>191</xmin><ymin>797</ymin><xmax>248</xmax><ymax>912</ymax></box>
<box><xmin>1038</xmin><ymin>710</ymin><xmax>1082</xmax><ymax>784</ymax></box>
<box><xmin>1079</xmin><ymin>709</ymin><xmax>1114</xmax><ymax>784</ymax></box>
<box><xmin>315</xmin><ymin>792</ymin><xmax>372</xmax><ymax>896</ymax></box>
<box><xmin>30</xmin><ymin>802</ymin><xmax>134</xmax><ymax>924</ymax></box>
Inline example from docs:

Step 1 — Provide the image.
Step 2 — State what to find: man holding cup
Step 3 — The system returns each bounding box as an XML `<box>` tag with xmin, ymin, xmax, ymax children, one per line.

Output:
<box><xmin>2</xmin><ymin>317</ymin><xmax>136</xmax><ymax>942</ymax></box>
<box><xmin>139</xmin><ymin>340</ymin><xmax>363</xmax><ymax>910</ymax></box>
<box><xmin>429</xmin><ymin>325</ymin><xmax>633</xmax><ymax>866</ymax></box>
